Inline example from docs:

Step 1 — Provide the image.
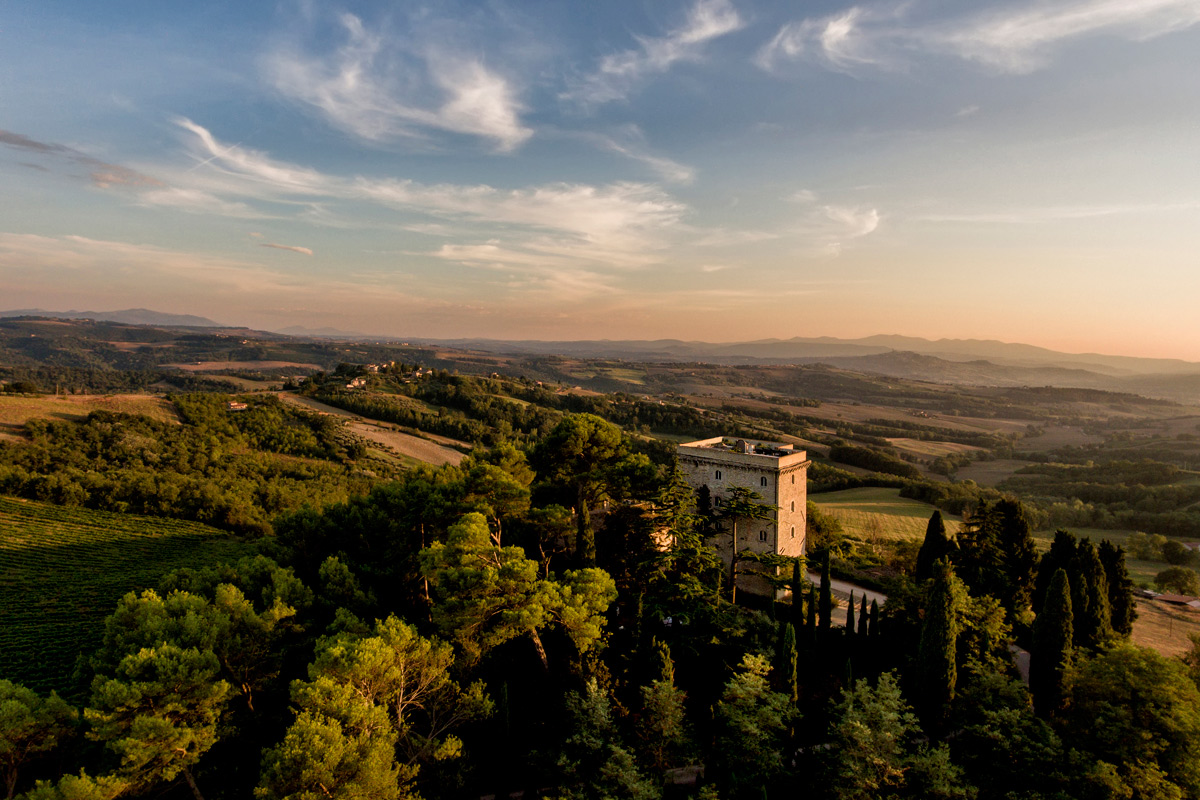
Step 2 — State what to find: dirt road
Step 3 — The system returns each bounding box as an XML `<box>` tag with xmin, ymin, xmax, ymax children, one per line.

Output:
<box><xmin>280</xmin><ymin>393</ymin><xmax>466</xmax><ymax>467</ymax></box>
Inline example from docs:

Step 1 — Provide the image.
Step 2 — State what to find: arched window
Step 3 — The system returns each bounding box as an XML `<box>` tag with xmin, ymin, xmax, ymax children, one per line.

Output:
<box><xmin>791</xmin><ymin>474</ymin><xmax>795</xmax><ymax>484</ymax></box>
<box><xmin>715</xmin><ymin>496</ymin><xmax>722</xmax><ymax>507</ymax></box>
<box><xmin>790</xmin><ymin>526</ymin><xmax>795</xmax><ymax>538</ymax></box>
<box><xmin>760</xmin><ymin>476</ymin><xmax>768</xmax><ymax>487</ymax></box>
<box><xmin>759</xmin><ymin>530</ymin><xmax>768</xmax><ymax>542</ymax></box>
<box><xmin>715</xmin><ymin>469</ymin><xmax>722</xmax><ymax>481</ymax></box>
<box><xmin>791</xmin><ymin>501</ymin><xmax>795</xmax><ymax>512</ymax></box>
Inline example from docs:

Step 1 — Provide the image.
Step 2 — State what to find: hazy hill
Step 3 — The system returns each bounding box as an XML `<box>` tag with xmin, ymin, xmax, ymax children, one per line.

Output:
<box><xmin>0</xmin><ymin>308</ymin><xmax>223</xmax><ymax>327</ymax></box>
<box><xmin>419</xmin><ymin>336</ymin><xmax>1200</xmax><ymax>376</ymax></box>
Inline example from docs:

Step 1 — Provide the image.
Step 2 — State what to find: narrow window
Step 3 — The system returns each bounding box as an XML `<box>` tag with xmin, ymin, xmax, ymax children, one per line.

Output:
<box><xmin>791</xmin><ymin>501</ymin><xmax>795</xmax><ymax>512</ymax></box>
<box><xmin>715</xmin><ymin>496</ymin><xmax>722</xmax><ymax>507</ymax></box>
<box><xmin>759</xmin><ymin>530</ymin><xmax>768</xmax><ymax>542</ymax></box>
<box><xmin>790</xmin><ymin>526</ymin><xmax>795</xmax><ymax>539</ymax></box>
<box><xmin>715</xmin><ymin>469</ymin><xmax>722</xmax><ymax>481</ymax></box>
<box><xmin>760</xmin><ymin>476</ymin><xmax>768</xmax><ymax>487</ymax></box>
<box><xmin>791</xmin><ymin>474</ymin><xmax>795</xmax><ymax>484</ymax></box>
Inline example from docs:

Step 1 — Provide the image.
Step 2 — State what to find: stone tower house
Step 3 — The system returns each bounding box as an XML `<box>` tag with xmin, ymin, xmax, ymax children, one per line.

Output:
<box><xmin>676</xmin><ymin>437</ymin><xmax>809</xmax><ymax>596</ymax></box>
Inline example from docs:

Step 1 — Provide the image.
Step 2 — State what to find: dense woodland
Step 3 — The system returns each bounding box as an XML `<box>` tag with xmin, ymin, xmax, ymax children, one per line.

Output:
<box><xmin>3</xmin><ymin>406</ymin><xmax>1200</xmax><ymax>800</ymax></box>
<box><xmin>3</xmin><ymin>329</ymin><xmax>1200</xmax><ymax>799</ymax></box>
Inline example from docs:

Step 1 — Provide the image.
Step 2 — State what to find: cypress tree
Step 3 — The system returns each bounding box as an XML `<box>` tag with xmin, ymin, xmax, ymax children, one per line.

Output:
<box><xmin>1098</xmin><ymin>539</ymin><xmax>1136</xmax><ymax>637</ymax></box>
<box><xmin>807</xmin><ymin>584</ymin><xmax>818</xmax><ymax>622</ymax></box>
<box><xmin>790</xmin><ymin>559</ymin><xmax>805</xmax><ymax>630</ymax></box>
<box><xmin>818</xmin><ymin>553</ymin><xmax>833</xmax><ymax>634</ymax></box>
<box><xmin>1033</xmin><ymin>530</ymin><xmax>1078</xmax><ymax>613</ymax></box>
<box><xmin>917</xmin><ymin>560</ymin><xmax>961</xmax><ymax>731</ymax></box>
<box><xmin>773</xmin><ymin>622</ymin><xmax>799</xmax><ymax>702</ymax></box>
<box><xmin>1074</xmin><ymin>540</ymin><xmax>1112</xmax><ymax>650</ymax></box>
<box><xmin>846</xmin><ymin>590</ymin><xmax>856</xmax><ymax>633</ymax></box>
<box><xmin>857</xmin><ymin>595</ymin><xmax>869</xmax><ymax>637</ymax></box>
<box><xmin>806</xmin><ymin>584</ymin><xmax>818</xmax><ymax>643</ymax></box>
<box><xmin>868</xmin><ymin>600</ymin><xmax>879</xmax><ymax>638</ymax></box>
<box><xmin>916</xmin><ymin>510</ymin><xmax>955</xmax><ymax>581</ymax></box>
<box><xmin>1031</xmin><ymin>568</ymin><xmax>1073</xmax><ymax>718</ymax></box>
<box><xmin>958</xmin><ymin>499</ymin><xmax>1037</xmax><ymax>622</ymax></box>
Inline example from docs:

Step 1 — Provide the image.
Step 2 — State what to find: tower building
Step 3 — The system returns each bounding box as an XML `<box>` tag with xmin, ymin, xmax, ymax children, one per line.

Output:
<box><xmin>676</xmin><ymin>437</ymin><xmax>809</xmax><ymax>596</ymax></box>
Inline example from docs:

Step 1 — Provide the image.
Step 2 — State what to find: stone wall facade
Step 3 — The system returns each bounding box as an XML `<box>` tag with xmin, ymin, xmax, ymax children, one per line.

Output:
<box><xmin>676</xmin><ymin>437</ymin><xmax>809</xmax><ymax>597</ymax></box>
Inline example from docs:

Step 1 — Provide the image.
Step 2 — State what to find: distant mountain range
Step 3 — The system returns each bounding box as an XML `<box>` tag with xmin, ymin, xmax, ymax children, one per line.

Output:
<box><xmin>413</xmin><ymin>336</ymin><xmax>1200</xmax><ymax>403</ymax></box>
<box><xmin>418</xmin><ymin>335</ymin><xmax>1200</xmax><ymax>377</ymax></box>
<box><xmin>1</xmin><ymin>308</ymin><xmax>224</xmax><ymax>328</ymax></box>
<box><xmin>274</xmin><ymin>325</ymin><xmax>376</xmax><ymax>339</ymax></box>
<box><xmin>4</xmin><ymin>310</ymin><xmax>1198</xmax><ymax>402</ymax></box>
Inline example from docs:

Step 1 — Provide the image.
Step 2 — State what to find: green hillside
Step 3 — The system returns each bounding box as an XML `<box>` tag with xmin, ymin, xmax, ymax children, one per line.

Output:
<box><xmin>0</xmin><ymin>496</ymin><xmax>253</xmax><ymax>698</ymax></box>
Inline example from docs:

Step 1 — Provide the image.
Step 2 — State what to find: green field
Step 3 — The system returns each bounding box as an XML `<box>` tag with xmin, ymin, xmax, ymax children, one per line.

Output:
<box><xmin>0</xmin><ymin>496</ymin><xmax>254</xmax><ymax>699</ymax></box>
<box><xmin>809</xmin><ymin>487</ymin><xmax>964</xmax><ymax>541</ymax></box>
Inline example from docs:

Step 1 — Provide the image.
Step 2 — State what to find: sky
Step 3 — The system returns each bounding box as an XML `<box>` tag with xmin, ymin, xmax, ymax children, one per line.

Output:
<box><xmin>2</xmin><ymin>0</ymin><xmax>1199</xmax><ymax>359</ymax></box>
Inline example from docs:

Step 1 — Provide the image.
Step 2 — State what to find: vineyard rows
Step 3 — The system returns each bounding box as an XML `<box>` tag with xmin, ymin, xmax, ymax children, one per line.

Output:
<box><xmin>0</xmin><ymin>495</ymin><xmax>253</xmax><ymax>699</ymax></box>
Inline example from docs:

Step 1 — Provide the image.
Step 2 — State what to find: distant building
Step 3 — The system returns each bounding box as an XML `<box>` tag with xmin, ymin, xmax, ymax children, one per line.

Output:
<box><xmin>226</xmin><ymin>401</ymin><xmax>248</xmax><ymax>412</ymax></box>
<box><xmin>676</xmin><ymin>437</ymin><xmax>809</xmax><ymax>597</ymax></box>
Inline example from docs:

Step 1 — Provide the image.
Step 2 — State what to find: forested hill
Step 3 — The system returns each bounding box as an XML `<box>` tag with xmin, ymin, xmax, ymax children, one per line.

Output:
<box><xmin>4</xmin><ymin>405</ymin><xmax>1199</xmax><ymax>800</ymax></box>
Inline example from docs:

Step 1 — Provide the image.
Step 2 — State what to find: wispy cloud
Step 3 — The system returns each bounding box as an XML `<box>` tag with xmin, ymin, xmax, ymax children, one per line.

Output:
<box><xmin>565</xmin><ymin>0</ymin><xmax>744</xmax><ymax>107</ymax></box>
<box><xmin>265</xmin><ymin>13</ymin><xmax>531</xmax><ymax>150</ymax></box>
<box><xmin>137</xmin><ymin>187</ymin><xmax>273</xmax><ymax>219</ymax></box>
<box><xmin>0</xmin><ymin>129</ymin><xmax>162</xmax><ymax>188</ymax></box>
<box><xmin>157</xmin><ymin>119</ymin><xmax>688</xmax><ymax>292</ymax></box>
<box><xmin>757</xmin><ymin>6</ymin><xmax>897</xmax><ymax>73</ymax></box>
<box><xmin>818</xmin><ymin>205</ymin><xmax>881</xmax><ymax>255</ymax></box>
<box><xmin>824</xmin><ymin>205</ymin><xmax>881</xmax><ymax>237</ymax></box>
<box><xmin>262</xmin><ymin>242</ymin><xmax>313</xmax><ymax>255</ymax></box>
<box><xmin>919</xmin><ymin>201</ymin><xmax>1200</xmax><ymax>223</ymax></box>
<box><xmin>941</xmin><ymin>0</ymin><xmax>1200</xmax><ymax>71</ymax></box>
<box><xmin>582</xmin><ymin>127</ymin><xmax>697</xmax><ymax>184</ymax></box>
<box><xmin>759</xmin><ymin>0</ymin><xmax>1200</xmax><ymax>75</ymax></box>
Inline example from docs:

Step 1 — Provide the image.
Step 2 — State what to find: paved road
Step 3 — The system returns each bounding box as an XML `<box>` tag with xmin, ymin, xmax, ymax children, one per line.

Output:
<box><xmin>806</xmin><ymin>571</ymin><xmax>888</xmax><ymax>607</ymax></box>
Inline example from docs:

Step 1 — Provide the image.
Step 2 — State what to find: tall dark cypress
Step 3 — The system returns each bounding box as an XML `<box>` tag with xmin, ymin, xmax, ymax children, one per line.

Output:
<box><xmin>868</xmin><ymin>599</ymin><xmax>879</xmax><ymax>638</ymax></box>
<box><xmin>917</xmin><ymin>560</ymin><xmax>961</xmax><ymax>731</ymax></box>
<box><xmin>1031</xmin><ymin>568</ymin><xmax>1073</xmax><ymax>718</ymax></box>
<box><xmin>1074</xmin><ymin>540</ymin><xmax>1112</xmax><ymax>650</ymax></box>
<box><xmin>958</xmin><ymin>499</ymin><xmax>1037</xmax><ymax>623</ymax></box>
<box><xmin>774</xmin><ymin>622</ymin><xmax>799</xmax><ymax>702</ymax></box>
<box><xmin>1034</xmin><ymin>530</ymin><xmax>1078</xmax><ymax>613</ymax></box>
<box><xmin>790</xmin><ymin>558</ymin><xmax>805</xmax><ymax>630</ymax></box>
<box><xmin>818</xmin><ymin>553</ymin><xmax>833</xmax><ymax>633</ymax></box>
<box><xmin>916</xmin><ymin>510</ymin><xmax>955</xmax><ymax>581</ymax></box>
<box><xmin>846</xmin><ymin>590</ymin><xmax>856</xmax><ymax>633</ymax></box>
<box><xmin>857</xmin><ymin>594</ymin><xmax>869</xmax><ymax>637</ymax></box>
<box><xmin>1098</xmin><ymin>539</ymin><xmax>1136</xmax><ymax>637</ymax></box>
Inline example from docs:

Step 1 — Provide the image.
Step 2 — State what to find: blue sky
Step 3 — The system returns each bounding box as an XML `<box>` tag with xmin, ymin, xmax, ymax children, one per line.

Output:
<box><xmin>2</xmin><ymin>0</ymin><xmax>1199</xmax><ymax>358</ymax></box>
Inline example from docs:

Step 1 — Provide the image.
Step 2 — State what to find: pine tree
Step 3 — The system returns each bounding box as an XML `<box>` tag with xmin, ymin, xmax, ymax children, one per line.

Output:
<box><xmin>1098</xmin><ymin>539</ymin><xmax>1137</xmax><ymax>637</ymax></box>
<box><xmin>917</xmin><ymin>561</ymin><xmax>962</xmax><ymax>731</ymax></box>
<box><xmin>1030</xmin><ymin>569</ymin><xmax>1073</xmax><ymax>718</ymax></box>
<box><xmin>915</xmin><ymin>510</ymin><xmax>955</xmax><ymax>581</ymax></box>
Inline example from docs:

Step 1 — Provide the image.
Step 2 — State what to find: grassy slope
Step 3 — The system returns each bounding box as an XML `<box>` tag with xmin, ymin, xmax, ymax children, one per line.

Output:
<box><xmin>0</xmin><ymin>496</ymin><xmax>253</xmax><ymax>699</ymax></box>
<box><xmin>0</xmin><ymin>393</ymin><xmax>178</xmax><ymax>433</ymax></box>
<box><xmin>809</xmin><ymin>487</ymin><xmax>964</xmax><ymax>541</ymax></box>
